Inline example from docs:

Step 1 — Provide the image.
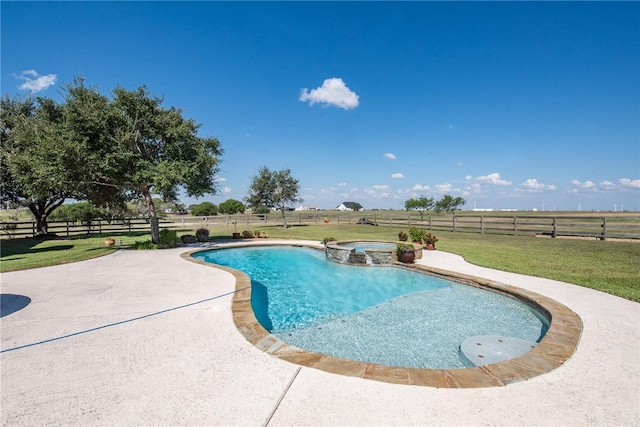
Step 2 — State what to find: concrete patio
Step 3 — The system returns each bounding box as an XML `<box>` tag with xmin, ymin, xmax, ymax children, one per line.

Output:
<box><xmin>1</xmin><ymin>240</ymin><xmax>638</xmax><ymax>426</ymax></box>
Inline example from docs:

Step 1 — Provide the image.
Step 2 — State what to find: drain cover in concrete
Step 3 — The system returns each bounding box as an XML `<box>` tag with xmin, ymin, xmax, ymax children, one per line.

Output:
<box><xmin>461</xmin><ymin>335</ymin><xmax>537</xmax><ymax>366</ymax></box>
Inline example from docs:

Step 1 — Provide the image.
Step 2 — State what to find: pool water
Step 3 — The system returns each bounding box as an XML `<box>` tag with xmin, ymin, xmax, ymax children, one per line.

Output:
<box><xmin>337</xmin><ymin>241</ymin><xmax>397</xmax><ymax>253</ymax></box>
<box><xmin>193</xmin><ymin>246</ymin><xmax>548</xmax><ymax>369</ymax></box>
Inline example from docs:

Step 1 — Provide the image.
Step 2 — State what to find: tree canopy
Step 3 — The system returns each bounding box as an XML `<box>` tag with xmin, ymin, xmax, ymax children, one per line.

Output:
<box><xmin>218</xmin><ymin>198</ymin><xmax>245</xmax><ymax>215</ymax></box>
<box><xmin>1</xmin><ymin>78</ymin><xmax>224</xmax><ymax>242</ymax></box>
<box><xmin>434</xmin><ymin>194</ymin><xmax>466</xmax><ymax>213</ymax></box>
<box><xmin>0</xmin><ymin>95</ymin><xmax>88</xmax><ymax>234</ymax></box>
<box><xmin>245</xmin><ymin>166</ymin><xmax>301</xmax><ymax>227</ymax></box>
<box><xmin>191</xmin><ymin>201</ymin><xmax>218</xmax><ymax>216</ymax></box>
<box><xmin>405</xmin><ymin>195</ymin><xmax>434</xmax><ymax>220</ymax></box>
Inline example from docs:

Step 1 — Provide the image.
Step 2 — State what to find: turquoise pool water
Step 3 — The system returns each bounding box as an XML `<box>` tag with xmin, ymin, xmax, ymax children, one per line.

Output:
<box><xmin>193</xmin><ymin>246</ymin><xmax>548</xmax><ymax>369</ymax></box>
<box><xmin>337</xmin><ymin>241</ymin><xmax>397</xmax><ymax>252</ymax></box>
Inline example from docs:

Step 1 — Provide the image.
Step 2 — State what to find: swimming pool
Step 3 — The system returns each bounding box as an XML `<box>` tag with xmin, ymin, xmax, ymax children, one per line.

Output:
<box><xmin>192</xmin><ymin>245</ymin><xmax>549</xmax><ymax>369</ymax></box>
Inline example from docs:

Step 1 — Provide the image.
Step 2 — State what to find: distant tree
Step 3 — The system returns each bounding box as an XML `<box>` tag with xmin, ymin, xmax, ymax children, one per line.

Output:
<box><xmin>435</xmin><ymin>195</ymin><xmax>466</xmax><ymax>213</ymax></box>
<box><xmin>218</xmin><ymin>198</ymin><xmax>245</xmax><ymax>214</ymax></box>
<box><xmin>253</xmin><ymin>205</ymin><xmax>271</xmax><ymax>215</ymax></box>
<box><xmin>245</xmin><ymin>166</ymin><xmax>302</xmax><ymax>228</ymax></box>
<box><xmin>404</xmin><ymin>195</ymin><xmax>434</xmax><ymax>220</ymax></box>
<box><xmin>64</xmin><ymin>79</ymin><xmax>224</xmax><ymax>244</ymax></box>
<box><xmin>191</xmin><ymin>201</ymin><xmax>218</xmax><ymax>216</ymax></box>
<box><xmin>351</xmin><ymin>202</ymin><xmax>363</xmax><ymax>212</ymax></box>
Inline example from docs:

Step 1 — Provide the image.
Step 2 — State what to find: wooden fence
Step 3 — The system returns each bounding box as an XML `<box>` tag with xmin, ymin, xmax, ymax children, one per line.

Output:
<box><xmin>1</xmin><ymin>212</ymin><xmax>639</xmax><ymax>241</ymax></box>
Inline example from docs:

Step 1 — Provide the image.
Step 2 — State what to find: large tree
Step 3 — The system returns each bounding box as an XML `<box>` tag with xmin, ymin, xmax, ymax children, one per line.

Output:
<box><xmin>65</xmin><ymin>80</ymin><xmax>224</xmax><ymax>243</ymax></box>
<box><xmin>0</xmin><ymin>95</ymin><xmax>84</xmax><ymax>234</ymax></box>
<box><xmin>435</xmin><ymin>194</ymin><xmax>466</xmax><ymax>213</ymax></box>
<box><xmin>245</xmin><ymin>166</ymin><xmax>302</xmax><ymax>228</ymax></box>
<box><xmin>405</xmin><ymin>195</ymin><xmax>434</xmax><ymax>220</ymax></box>
<box><xmin>218</xmin><ymin>198</ymin><xmax>245</xmax><ymax>214</ymax></box>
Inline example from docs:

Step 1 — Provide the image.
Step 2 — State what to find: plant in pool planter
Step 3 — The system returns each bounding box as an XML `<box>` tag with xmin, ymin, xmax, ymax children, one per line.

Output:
<box><xmin>423</xmin><ymin>232</ymin><xmax>438</xmax><ymax>250</ymax></box>
<box><xmin>321</xmin><ymin>237</ymin><xmax>336</xmax><ymax>245</ymax></box>
<box><xmin>254</xmin><ymin>230</ymin><xmax>261</xmax><ymax>238</ymax></box>
<box><xmin>242</xmin><ymin>230</ymin><xmax>254</xmax><ymax>239</ymax></box>
<box><xmin>408</xmin><ymin>226</ymin><xmax>426</xmax><ymax>243</ymax></box>
<box><xmin>396</xmin><ymin>243</ymin><xmax>416</xmax><ymax>263</ymax></box>
<box><xmin>398</xmin><ymin>231</ymin><xmax>408</xmax><ymax>242</ymax></box>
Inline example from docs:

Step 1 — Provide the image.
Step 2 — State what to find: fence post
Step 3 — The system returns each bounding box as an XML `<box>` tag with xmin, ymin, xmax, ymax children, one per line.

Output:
<box><xmin>513</xmin><ymin>216</ymin><xmax>517</xmax><ymax>236</ymax></box>
<box><xmin>453</xmin><ymin>215</ymin><xmax>456</xmax><ymax>232</ymax></box>
<box><xmin>32</xmin><ymin>222</ymin><xmax>36</xmax><ymax>237</ymax></box>
<box><xmin>552</xmin><ymin>217</ymin><xmax>557</xmax><ymax>238</ymax></box>
<box><xmin>481</xmin><ymin>216</ymin><xmax>484</xmax><ymax>234</ymax></box>
<box><xmin>66</xmin><ymin>221</ymin><xmax>70</xmax><ymax>237</ymax></box>
<box><xmin>428</xmin><ymin>215</ymin><xmax>432</xmax><ymax>230</ymax></box>
<box><xmin>602</xmin><ymin>217</ymin><xmax>607</xmax><ymax>241</ymax></box>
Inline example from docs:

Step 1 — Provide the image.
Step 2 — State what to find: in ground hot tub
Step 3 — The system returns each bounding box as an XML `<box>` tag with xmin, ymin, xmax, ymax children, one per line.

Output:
<box><xmin>325</xmin><ymin>241</ymin><xmax>421</xmax><ymax>265</ymax></box>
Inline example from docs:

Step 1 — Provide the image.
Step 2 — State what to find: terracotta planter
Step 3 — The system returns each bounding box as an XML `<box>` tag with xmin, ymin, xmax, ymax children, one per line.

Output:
<box><xmin>426</xmin><ymin>243</ymin><xmax>436</xmax><ymax>250</ymax></box>
<box><xmin>398</xmin><ymin>251</ymin><xmax>416</xmax><ymax>263</ymax></box>
<box><xmin>104</xmin><ymin>239</ymin><xmax>115</xmax><ymax>247</ymax></box>
<box><xmin>232</xmin><ymin>232</ymin><xmax>241</xmax><ymax>239</ymax></box>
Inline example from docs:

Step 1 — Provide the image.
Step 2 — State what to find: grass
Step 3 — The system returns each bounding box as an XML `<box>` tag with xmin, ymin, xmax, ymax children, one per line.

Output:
<box><xmin>1</xmin><ymin>224</ymin><xmax>639</xmax><ymax>302</ymax></box>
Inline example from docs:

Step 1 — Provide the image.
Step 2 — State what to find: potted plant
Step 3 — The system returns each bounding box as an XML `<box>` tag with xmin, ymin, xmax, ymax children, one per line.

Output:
<box><xmin>254</xmin><ymin>230</ymin><xmax>261</xmax><ymax>238</ymax></box>
<box><xmin>398</xmin><ymin>231</ymin><xmax>408</xmax><ymax>242</ymax></box>
<box><xmin>408</xmin><ymin>226</ymin><xmax>426</xmax><ymax>244</ymax></box>
<box><xmin>104</xmin><ymin>237</ymin><xmax>116</xmax><ymax>247</ymax></box>
<box><xmin>423</xmin><ymin>232</ymin><xmax>438</xmax><ymax>250</ymax></box>
<box><xmin>396</xmin><ymin>243</ymin><xmax>416</xmax><ymax>263</ymax></box>
<box><xmin>231</xmin><ymin>221</ymin><xmax>241</xmax><ymax>239</ymax></box>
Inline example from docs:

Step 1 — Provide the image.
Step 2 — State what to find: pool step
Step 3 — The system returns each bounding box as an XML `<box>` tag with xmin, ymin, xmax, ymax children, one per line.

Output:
<box><xmin>460</xmin><ymin>335</ymin><xmax>537</xmax><ymax>366</ymax></box>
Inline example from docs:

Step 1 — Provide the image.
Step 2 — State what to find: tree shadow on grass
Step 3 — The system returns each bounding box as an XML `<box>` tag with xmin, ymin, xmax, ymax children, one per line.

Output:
<box><xmin>1</xmin><ymin>241</ymin><xmax>74</xmax><ymax>259</ymax></box>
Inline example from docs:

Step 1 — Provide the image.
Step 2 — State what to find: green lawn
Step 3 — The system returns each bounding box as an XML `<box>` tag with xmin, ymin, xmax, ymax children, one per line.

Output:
<box><xmin>1</xmin><ymin>224</ymin><xmax>639</xmax><ymax>302</ymax></box>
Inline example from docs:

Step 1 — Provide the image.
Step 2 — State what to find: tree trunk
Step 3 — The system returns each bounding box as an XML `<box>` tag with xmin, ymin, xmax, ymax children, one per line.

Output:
<box><xmin>143</xmin><ymin>189</ymin><xmax>160</xmax><ymax>244</ymax></box>
<box><xmin>280</xmin><ymin>206</ymin><xmax>288</xmax><ymax>228</ymax></box>
<box><xmin>28</xmin><ymin>198</ymin><xmax>65</xmax><ymax>235</ymax></box>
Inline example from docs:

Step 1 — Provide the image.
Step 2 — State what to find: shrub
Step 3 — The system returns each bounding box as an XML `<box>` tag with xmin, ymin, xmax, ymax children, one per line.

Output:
<box><xmin>396</xmin><ymin>243</ymin><xmax>415</xmax><ymax>255</ymax></box>
<box><xmin>133</xmin><ymin>240</ymin><xmax>158</xmax><ymax>250</ymax></box>
<box><xmin>321</xmin><ymin>237</ymin><xmax>336</xmax><ymax>244</ymax></box>
<box><xmin>398</xmin><ymin>231</ymin><xmax>408</xmax><ymax>241</ymax></box>
<box><xmin>423</xmin><ymin>233</ymin><xmax>439</xmax><ymax>245</ymax></box>
<box><xmin>159</xmin><ymin>229</ymin><xmax>179</xmax><ymax>248</ymax></box>
<box><xmin>191</xmin><ymin>202</ymin><xmax>218</xmax><ymax>216</ymax></box>
<box><xmin>408</xmin><ymin>226</ymin><xmax>426</xmax><ymax>242</ymax></box>
<box><xmin>196</xmin><ymin>228</ymin><xmax>210</xmax><ymax>242</ymax></box>
<box><xmin>181</xmin><ymin>235</ymin><xmax>198</xmax><ymax>244</ymax></box>
<box><xmin>242</xmin><ymin>230</ymin><xmax>254</xmax><ymax>238</ymax></box>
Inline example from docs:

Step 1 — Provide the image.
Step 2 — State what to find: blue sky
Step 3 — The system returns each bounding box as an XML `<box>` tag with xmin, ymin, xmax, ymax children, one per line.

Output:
<box><xmin>2</xmin><ymin>1</ymin><xmax>639</xmax><ymax>211</ymax></box>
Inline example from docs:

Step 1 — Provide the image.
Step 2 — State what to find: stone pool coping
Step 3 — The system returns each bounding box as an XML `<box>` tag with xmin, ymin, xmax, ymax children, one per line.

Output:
<box><xmin>183</xmin><ymin>242</ymin><xmax>583</xmax><ymax>388</ymax></box>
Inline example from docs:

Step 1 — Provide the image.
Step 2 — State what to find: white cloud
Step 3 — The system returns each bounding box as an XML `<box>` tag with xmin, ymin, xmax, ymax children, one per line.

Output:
<box><xmin>391</xmin><ymin>173</ymin><xmax>405</xmax><ymax>179</ymax></box>
<box><xmin>521</xmin><ymin>178</ymin><xmax>557</xmax><ymax>192</ymax></box>
<box><xmin>384</xmin><ymin>153</ymin><xmax>396</xmax><ymax>160</ymax></box>
<box><xmin>412</xmin><ymin>184</ymin><xmax>430</xmax><ymax>191</ymax></box>
<box><xmin>337</xmin><ymin>182</ymin><xmax>348</xmax><ymax>186</ymax></box>
<box><xmin>221</xmin><ymin>186</ymin><xmax>232</xmax><ymax>194</ymax></box>
<box><xmin>456</xmin><ymin>161</ymin><xmax>463</xmax><ymax>167</ymax></box>
<box><xmin>572</xmin><ymin>179</ymin><xmax>596</xmax><ymax>189</ymax></box>
<box><xmin>470</xmin><ymin>172</ymin><xmax>512</xmax><ymax>186</ymax></box>
<box><xmin>299</xmin><ymin>77</ymin><xmax>359</xmax><ymax>110</ymax></box>
<box><xmin>619</xmin><ymin>178</ymin><xmax>640</xmax><ymax>189</ymax></box>
<box><xmin>14</xmin><ymin>69</ymin><xmax>57</xmax><ymax>93</ymax></box>
<box><xmin>435</xmin><ymin>183</ymin><xmax>452</xmax><ymax>193</ymax></box>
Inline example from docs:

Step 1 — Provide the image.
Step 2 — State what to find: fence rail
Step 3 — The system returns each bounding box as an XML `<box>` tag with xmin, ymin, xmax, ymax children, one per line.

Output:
<box><xmin>1</xmin><ymin>212</ymin><xmax>639</xmax><ymax>241</ymax></box>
